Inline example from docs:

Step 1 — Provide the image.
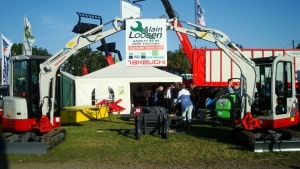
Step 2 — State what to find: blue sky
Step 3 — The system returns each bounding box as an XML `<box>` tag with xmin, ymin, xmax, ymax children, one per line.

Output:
<box><xmin>1</xmin><ymin>0</ymin><xmax>299</xmax><ymax>57</ymax></box>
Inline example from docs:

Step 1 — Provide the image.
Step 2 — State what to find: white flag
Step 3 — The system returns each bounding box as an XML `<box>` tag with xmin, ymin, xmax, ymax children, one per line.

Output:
<box><xmin>23</xmin><ymin>16</ymin><xmax>35</xmax><ymax>55</ymax></box>
<box><xmin>1</xmin><ymin>34</ymin><xmax>13</xmax><ymax>85</ymax></box>
<box><xmin>195</xmin><ymin>0</ymin><xmax>206</xmax><ymax>27</ymax></box>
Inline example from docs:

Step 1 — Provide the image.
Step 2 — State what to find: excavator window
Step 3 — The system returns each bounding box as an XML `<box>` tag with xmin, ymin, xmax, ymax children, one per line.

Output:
<box><xmin>275</xmin><ymin>61</ymin><xmax>293</xmax><ymax>98</ymax></box>
<box><xmin>12</xmin><ymin>57</ymin><xmax>47</xmax><ymax>117</ymax></box>
<box><xmin>275</xmin><ymin>61</ymin><xmax>293</xmax><ymax>115</ymax></box>
<box><xmin>253</xmin><ymin>63</ymin><xmax>272</xmax><ymax>116</ymax></box>
<box><xmin>13</xmin><ymin>61</ymin><xmax>27</xmax><ymax>97</ymax></box>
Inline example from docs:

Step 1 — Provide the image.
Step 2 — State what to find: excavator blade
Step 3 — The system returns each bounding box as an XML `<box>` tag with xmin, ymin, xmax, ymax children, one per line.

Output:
<box><xmin>1</xmin><ymin>128</ymin><xmax>66</xmax><ymax>154</ymax></box>
<box><xmin>5</xmin><ymin>142</ymin><xmax>48</xmax><ymax>154</ymax></box>
<box><xmin>254</xmin><ymin>139</ymin><xmax>300</xmax><ymax>152</ymax></box>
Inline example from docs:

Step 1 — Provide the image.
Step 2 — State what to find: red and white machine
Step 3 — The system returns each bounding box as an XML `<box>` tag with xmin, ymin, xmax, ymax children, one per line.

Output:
<box><xmin>1</xmin><ymin>15</ymin><xmax>125</xmax><ymax>153</ymax></box>
<box><xmin>162</xmin><ymin>0</ymin><xmax>300</xmax><ymax>152</ymax></box>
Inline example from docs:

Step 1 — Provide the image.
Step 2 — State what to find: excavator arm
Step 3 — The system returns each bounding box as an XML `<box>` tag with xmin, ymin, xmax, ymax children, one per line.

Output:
<box><xmin>38</xmin><ymin>17</ymin><xmax>125</xmax><ymax>125</ymax></box>
<box><xmin>161</xmin><ymin>0</ymin><xmax>194</xmax><ymax>64</ymax></box>
<box><xmin>167</xmin><ymin>18</ymin><xmax>256</xmax><ymax>121</ymax></box>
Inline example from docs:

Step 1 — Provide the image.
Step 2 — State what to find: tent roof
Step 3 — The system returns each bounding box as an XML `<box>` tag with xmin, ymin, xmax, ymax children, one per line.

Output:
<box><xmin>82</xmin><ymin>60</ymin><xmax>182</xmax><ymax>82</ymax></box>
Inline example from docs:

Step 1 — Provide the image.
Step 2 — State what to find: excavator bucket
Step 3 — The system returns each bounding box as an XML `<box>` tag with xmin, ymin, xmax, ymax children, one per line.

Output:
<box><xmin>72</xmin><ymin>12</ymin><xmax>102</xmax><ymax>34</ymax></box>
<box><xmin>254</xmin><ymin>139</ymin><xmax>300</xmax><ymax>152</ymax></box>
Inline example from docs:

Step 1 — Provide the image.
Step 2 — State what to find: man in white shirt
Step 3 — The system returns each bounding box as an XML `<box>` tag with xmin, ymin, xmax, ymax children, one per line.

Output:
<box><xmin>175</xmin><ymin>83</ymin><xmax>193</xmax><ymax>129</ymax></box>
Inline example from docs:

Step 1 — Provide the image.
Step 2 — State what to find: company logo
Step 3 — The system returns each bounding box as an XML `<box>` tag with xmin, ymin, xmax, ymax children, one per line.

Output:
<box><xmin>129</xmin><ymin>21</ymin><xmax>163</xmax><ymax>39</ymax></box>
<box><xmin>128</xmin><ymin>59</ymin><xmax>166</xmax><ymax>66</ymax></box>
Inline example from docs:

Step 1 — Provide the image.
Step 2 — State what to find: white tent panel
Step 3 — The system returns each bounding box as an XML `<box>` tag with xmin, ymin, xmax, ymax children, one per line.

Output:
<box><xmin>73</xmin><ymin>60</ymin><xmax>182</xmax><ymax>114</ymax></box>
<box><xmin>82</xmin><ymin>61</ymin><xmax>182</xmax><ymax>82</ymax></box>
<box><xmin>75</xmin><ymin>78</ymin><xmax>131</xmax><ymax>114</ymax></box>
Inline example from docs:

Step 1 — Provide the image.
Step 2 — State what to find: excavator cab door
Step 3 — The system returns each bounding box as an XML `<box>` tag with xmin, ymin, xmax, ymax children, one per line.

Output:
<box><xmin>252</xmin><ymin>56</ymin><xmax>299</xmax><ymax>129</ymax></box>
<box><xmin>272</xmin><ymin>60</ymin><xmax>299</xmax><ymax>127</ymax></box>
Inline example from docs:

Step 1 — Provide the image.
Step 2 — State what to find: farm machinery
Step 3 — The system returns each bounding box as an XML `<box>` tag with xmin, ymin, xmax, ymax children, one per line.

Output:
<box><xmin>161</xmin><ymin>0</ymin><xmax>300</xmax><ymax>152</ymax></box>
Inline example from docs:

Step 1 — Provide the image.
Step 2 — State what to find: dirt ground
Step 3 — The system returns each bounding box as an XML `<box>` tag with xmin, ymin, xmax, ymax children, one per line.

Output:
<box><xmin>5</xmin><ymin>160</ymin><xmax>300</xmax><ymax>169</ymax></box>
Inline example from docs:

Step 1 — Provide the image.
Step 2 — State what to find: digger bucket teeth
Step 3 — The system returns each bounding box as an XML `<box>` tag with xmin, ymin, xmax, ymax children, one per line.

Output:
<box><xmin>254</xmin><ymin>139</ymin><xmax>300</xmax><ymax>152</ymax></box>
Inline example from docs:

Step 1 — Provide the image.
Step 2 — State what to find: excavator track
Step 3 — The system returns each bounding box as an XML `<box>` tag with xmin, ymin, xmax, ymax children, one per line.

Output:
<box><xmin>41</xmin><ymin>128</ymin><xmax>66</xmax><ymax>149</ymax></box>
<box><xmin>277</xmin><ymin>128</ymin><xmax>300</xmax><ymax>139</ymax></box>
<box><xmin>2</xmin><ymin>128</ymin><xmax>66</xmax><ymax>154</ymax></box>
<box><xmin>232</xmin><ymin>128</ymin><xmax>256</xmax><ymax>149</ymax></box>
<box><xmin>254</xmin><ymin>128</ymin><xmax>300</xmax><ymax>152</ymax></box>
<box><xmin>232</xmin><ymin>127</ymin><xmax>300</xmax><ymax>152</ymax></box>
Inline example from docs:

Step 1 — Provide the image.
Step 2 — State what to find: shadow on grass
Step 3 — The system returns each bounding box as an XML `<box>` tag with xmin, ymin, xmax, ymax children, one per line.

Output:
<box><xmin>97</xmin><ymin>115</ymin><xmax>171</xmax><ymax>140</ymax></box>
<box><xmin>61</xmin><ymin>122</ymin><xmax>85</xmax><ymax>127</ymax></box>
<box><xmin>95</xmin><ymin>115</ymin><xmax>253</xmax><ymax>148</ymax></box>
<box><xmin>183</xmin><ymin>119</ymin><xmax>248</xmax><ymax>150</ymax></box>
<box><xmin>188</xmin><ymin>121</ymin><xmax>232</xmax><ymax>142</ymax></box>
<box><xmin>96</xmin><ymin>128</ymin><xmax>139</xmax><ymax>140</ymax></box>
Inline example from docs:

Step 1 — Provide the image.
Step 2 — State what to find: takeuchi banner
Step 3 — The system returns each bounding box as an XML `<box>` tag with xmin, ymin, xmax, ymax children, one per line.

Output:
<box><xmin>125</xmin><ymin>18</ymin><xmax>167</xmax><ymax>67</ymax></box>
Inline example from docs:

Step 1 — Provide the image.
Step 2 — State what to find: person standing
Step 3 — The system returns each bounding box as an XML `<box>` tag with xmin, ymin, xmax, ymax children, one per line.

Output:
<box><xmin>153</xmin><ymin>85</ymin><xmax>165</xmax><ymax>107</ymax></box>
<box><xmin>175</xmin><ymin>83</ymin><xmax>194</xmax><ymax>129</ymax></box>
<box><xmin>166</xmin><ymin>83</ymin><xmax>175</xmax><ymax>111</ymax></box>
<box><xmin>189</xmin><ymin>83</ymin><xmax>198</xmax><ymax>116</ymax></box>
<box><xmin>141</xmin><ymin>88</ymin><xmax>153</xmax><ymax>107</ymax></box>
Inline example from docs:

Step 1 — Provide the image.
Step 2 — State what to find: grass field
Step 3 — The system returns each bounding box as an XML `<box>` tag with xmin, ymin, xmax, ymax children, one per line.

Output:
<box><xmin>3</xmin><ymin>115</ymin><xmax>300</xmax><ymax>168</ymax></box>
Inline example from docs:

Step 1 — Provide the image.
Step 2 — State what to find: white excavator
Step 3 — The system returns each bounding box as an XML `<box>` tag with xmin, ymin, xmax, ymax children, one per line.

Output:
<box><xmin>161</xmin><ymin>0</ymin><xmax>300</xmax><ymax>152</ymax></box>
<box><xmin>1</xmin><ymin>13</ymin><xmax>125</xmax><ymax>153</ymax></box>
<box><xmin>169</xmin><ymin>17</ymin><xmax>300</xmax><ymax>152</ymax></box>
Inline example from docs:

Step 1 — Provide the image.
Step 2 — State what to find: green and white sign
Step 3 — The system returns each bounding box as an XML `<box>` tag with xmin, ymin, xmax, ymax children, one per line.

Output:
<box><xmin>126</xmin><ymin>18</ymin><xmax>167</xmax><ymax>66</ymax></box>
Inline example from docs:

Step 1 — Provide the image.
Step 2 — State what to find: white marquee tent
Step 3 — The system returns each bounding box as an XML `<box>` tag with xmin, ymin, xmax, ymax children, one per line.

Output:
<box><xmin>72</xmin><ymin>60</ymin><xmax>182</xmax><ymax>114</ymax></box>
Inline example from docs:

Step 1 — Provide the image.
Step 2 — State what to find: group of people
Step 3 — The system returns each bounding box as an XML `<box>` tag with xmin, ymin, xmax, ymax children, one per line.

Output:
<box><xmin>138</xmin><ymin>82</ymin><xmax>196</xmax><ymax>129</ymax></box>
<box><xmin>136</xmin><ymin>79</ymin><xmax>241</xmax><ymax>129</ymax></box>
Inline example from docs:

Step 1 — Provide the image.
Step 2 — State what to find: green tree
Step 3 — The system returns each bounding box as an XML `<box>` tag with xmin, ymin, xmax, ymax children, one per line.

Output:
<box><xmin>9</xmin><ymin>43</ymin><xmax>108</xmax><ymax>76</ymax></box>
<box><xmin>86</xmin><ymin>50</ymin><xmax>107</xmax><ymax>73</ymax></box>
<box><xmin>60</xmin><ymin>47</ymin><xmax>107</xmax><ymax>76</ymax></box>
<box><xmin>10</xmin><ymin>43</ymin><xmax>22</xmax><ymax>55</ymax></box>
<box><xmin>32</xmin><ymin>47</ymin><xmax>51</xmax><ymax>56</ymax></box>
<box><xmin>166</xmin><ymin>47</ymin><xmax>191</xmax><ymax>74</ymax></box>
<box><xmin>11</xmin><ymin>43</ymin><xmax>51</xmax><ymax>56</ymax></box>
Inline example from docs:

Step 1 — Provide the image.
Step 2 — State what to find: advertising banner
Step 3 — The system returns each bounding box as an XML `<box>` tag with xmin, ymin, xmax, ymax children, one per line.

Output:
<box><xmin>1</xmin><ymin>34</ymin><xmax>13</xmax><ymax>85</ymax></box>
<box><xmin>126</xmin><ymin>18</ymin><xmax>167</xmax><ymax>67</ymax></box>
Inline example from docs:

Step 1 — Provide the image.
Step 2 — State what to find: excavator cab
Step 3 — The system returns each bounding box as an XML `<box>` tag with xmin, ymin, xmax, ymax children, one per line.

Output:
<box><xmin>215</xmin><ymin>56</ymin><xmax>299</xmax><ymax>130</ymax></box>
<box><xmin>2</xmin><ymin>55</ymin><xmax>52</xmax><ymax>132</ymax></box>
<box><xmin>251</xmin><ymin>56</ymin><xmax>299</xmax><ymax>129</ymax></box>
